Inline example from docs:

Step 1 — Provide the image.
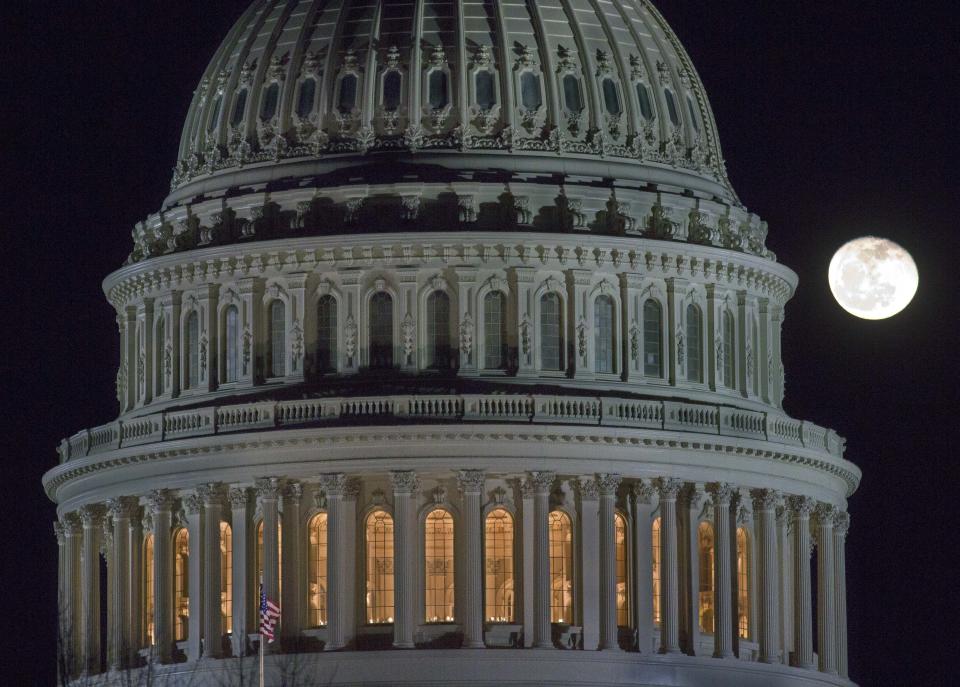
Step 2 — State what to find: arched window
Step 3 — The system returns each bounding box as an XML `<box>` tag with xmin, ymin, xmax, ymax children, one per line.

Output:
<box><xmin>261</xmin><ymin>82</ymin><xmax>280</xmax><ymax>121</ymax></box>
<box><xmin>751</xmin><ymin>317</ymin><xmax>760</xmax><ymax>396</ymax></box>
<box><xmin>338</xmin><ymin>74</ymin><xmax>358</xmax><ymax>112</ymax></box>
<box><xmin>426</xmin><ymin>291</ymin><xmax>451</xmax><ymax>370</ymax></box>
<box><xmin>615</xmin><ymin>512</ymin><xmax>629</xmax><ymax>627</ymax></box>
<box><xmin>174</xmin><ymin>529</ymin><xmax>189</xmax><ymax>641</ymax></box>
<box><xmin>723</xmin><ymin>310</ymin><xmax>735</xmax><ymax>389</ymax></box>
<box><xmin>185</xmin><ymin>311</ymin><xmax>199</xmax><ymax>389</ymax></box>
<box><xmin>255</xmin><ymin>520</ymin><xmax>282</xmax><ymax>601</ymax></box>
<box><xmin>383</xmin><ymin>71</ymin><xmax>402</xmax><ymax>111</ymax></box>
<box><xmin>155</xmin><ymin>318</ymin><xmax>165</xmax><ymax>396</ymax></box>
<box><xmin>296</xmin><ymin>77</ymin><xmax>317</xmax><ymax>118</ymax></box>
<box><xmin>231</xmin><ymin>89</ymin><xmax>248</xmax><ymax>127</ymax></box>
<box><xmin>540</xmin><ymin>292</ymin><xmax>564</xmax><ymax>372</ymax></box>
<box><xmin>316</xmin><ymin>296</ymin><xmax>337</xmax><ymax>373</ymax></box>
<box><xmin>594</xmin><ymin>295</ymin><xmax>615</xmax><ymax>374</ymax></box>
<box><xmin>549</xmin><ymin>510</ymin><xmax>573</xmax><ymax>623</ymax></box>
<box><xmin>476</xmin><ymin>71</ymin><xmax>496</xmax><ymax>110</ymax></box>
<box><xmin>208</xmin><ymin>93</ymin><xmax>223</xmax><ymax>133</ymax></box>
<box><xmin>483</xmin><ymin>291</ymin><xmax>507</xmax><ymax>370</ymax></box>
<box><xmin>369</xmin><ymin>292</ymin><xmax>393</xmax><ymax>368</ymax></box>
<box><xmin>428</xmin><ymin>70</ymin><xmax>450</xmax><ymax>110</ymax></box>
<box><xmin>643</xmin><ymin>299</ymin><xmax>662</xmax><ymax>377</ymax></box>
<box><xmin>220</xmin><ymin>522</ymin><xmax>232</xmax><ymax>634</ymax></box>
<box><xmin>664</xmin><ymin>88</ymin><xmax>680</xmax><ymax>126</ymax></box>
<box><xmin>636</xmin><ymin>83</ymin><xmax>654</xmax><ymax>121</ymax></box>
<box><xmin>562</xmin><ymin>74</ymin><xmax>583</xmax><ymax>112</ymax></box>
<box><xmin>484</xmin><ymin>509</ymin><xmax>514</xmax><ymax>622</ymax></box>
<box><xmin>308</xmin><ymin>512</ymin><xmax>328</xmax><ymax>627</ymax></box>
<box><xmin>424</xmin><ymin>509</ymin><xmax>455</xmax><ymax>623</ymax></box>
<box><xmin>365</xmin><ymin>510</ymin><xmax>394</xmax><ymax>624</ymax></box>
<box><xmin>520</xmin><ymin>71</ymin><xmax>542</xmax><ymax>110</ymax></box>
<box><xmin>224</xmin><ymin>306</ymin><xmax>239</xmax><ymax>383</ymax></box>
<box><xmin>737</xmin><ymin>527</ymin><xmax>751</xmax><ymax>639</ymax></box>
<box><xmin>268</xmin><ymin>300</ymin><xmax>285</xmax><ymax>378</ymax></box>
<box><xmin>144</xmin><ymin>534</ymin><xmax>155</xmax><ymax>646</ymax></box>
<box><xmin>687</xmin><ymin>96</ymin><xmax>700</xmax><ymax>133</ymax></box>
<box><xmin>685</xmin><ymin>304</ymin><xmax>702</xmax><ymax>383</ymax></box>
<box><xmin>602</xmin><ymin>78</ymin><xmax>622</xmax><ymax>116</ymax></box>
<box><xmin>652</xmin><ymin>517</ymin><xmax>661</xmax><ymax>626</ymax></box>
<box><xmin>698</xmin><ymin>522</ymin><xmax>715</xmax><ymax>634</ymax></box>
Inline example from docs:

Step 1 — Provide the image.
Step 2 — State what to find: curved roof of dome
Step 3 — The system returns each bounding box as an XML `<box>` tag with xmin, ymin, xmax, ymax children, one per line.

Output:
<box><xmin>168</xmin><ymin>0</ymin><xmax>737</xmax><ymax>208</ymax></box>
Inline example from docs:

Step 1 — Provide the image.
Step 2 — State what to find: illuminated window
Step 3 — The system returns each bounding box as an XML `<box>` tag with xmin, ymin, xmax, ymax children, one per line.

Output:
<box><xmin>615</xmin><ymin>512</ymin><xmax>629</xmax><ymax>627</ymax></box>
<box><xmin>636</xmin><ymin>82</ymin><xmax>654</xmax><ymax>121</ymax></box>
<box><xmin>723</xmin><ymin>310</ymin><xmax>735</xmax><ymax>389</ymax></box>
<box><xmin>144</xmin><ymin>534</ymin><xmax>154</xmax><ymax>646</ymax></box>
<box><xmin>602</xmin><ymin>78</ymin><xmax>622</xmax><ymax>116</ymax></box>
<box><xmin>483</xmin><ymin>291</ymin><xmax>507</xmax><ymax>370</ymax></box>
<box><xmin>424</xmin><ymin>509</ymin><xmax>455</xmax><ymax>622</ymax></box>
<box><xmin>428</xmin><ymin>70</ymin><xmax>450</xmax><ymax>110</ymax></box>
<box><xmin>652</xmin><ymin>517</ymin><xmax>661</xmax><ymax>626</ymax></box>
<box><xmin>643</xmin><ymin>299</ymin><xmax>662</xmax><ymax>377</ymax></box>
<box><xmin>365</xmin><ymin>510</ymin><xmax>394</xmax><ymax>624</ymax></box>
<box><xmin>255</xmin><ymin>520</ymin><xmax>282</xmax><ymax>602</ymax></box>
<box><xmin>383</xmin><ymin>71</ymin><xmax>402</xmax><ymax>111</ymax></box>
<box><xmin>308</xmin><ymin>513</ymin><xmax>328</xmax><ymax>627</ymax></box>
<box><xmin>426</xmin><ymin>291</ymin><xmax>451</xmax><ymax>370</ymax></box>
<box><xmin>224</xmin><ymin>305</ymin><xmax>239</xmax><ymax>383</ymax></box>
<box><xmin>737</xmin><ymin>527</ymin><xmax>751</xmax><ymax>639</ymax></box>
<box><xmin>549</xmin><ymin>510</ymin><xmax>573</xmax><ymax>623</ymax></box>
<box><xmin>296</xmin><ymin>77</ymin><xmax>317</xmax><ymax>118</ymax></box>
<box><xmin>664</xmin><ymin>88</ymin><xmax>680</xmax><ymax>126</ymax></box>
<box><xmin>186</xmin><ymin>311</ymin><xmax>199</xmax><ymax>389</ymax></box>
<box><xmin>174</xmin><ymin>528</ymin><xmax>189</xmax><ymax>641</ymax></box>
<box><xmin>261</xmin><ymin>82</ymin><xmax>280</xmax><ymax>120</ymax></box>
<box><xmin>268</xmin><ymin>300</ymin><xmax>285</xmax><ymax>377</ymax></box>
<box><xmin>685</xmin><ymin>304</ymin><xmax>702</xmax><ymax>383</ymax></box>
<box><xmin>540</xmin><ymin>293</ymin><xmax>563</xmax><ymax>372</ymax></box>
<box><xmin>230</xmin><ymin>89</ymin><xmax>248</xmax><ymax>127</ymax></box>
<box><xmin>484</xmin><ymin>508</ymin><xmax>514</xmax><ymax>622</ymax></box>
<box><xmin>520</xmin><ymin>71</ymin><xmax>542</xmax><ymax>111</ymax></box>
<box><xmin>155</xmin><ymin>318</ymin><xmax>165</xmax><ymax>395</ymax></box>
<box><xmin>338</xmin><ymin>74</ymin><xmax>358</xmax><ymax>112</ymax></box>
<box><xmin>594</xmin><ymin>295</ymin><xmax>615</xmax><ymax>374</ymax></box>
<box><xmin>562</xmin><ymin>74</ymin><xmax>583</xmax><ymax>112</ymax></box>
<box><xmin>476</xmin><ymin>71</ymin><xmax>496</xmax><ymax>110</ymax></box>
<box><xmin>369</xmin><ymin>292</ymin><xmax>393</xmax><ymax>368</ymax></box>
<box><xmin>316</xmin><ymin>296</ymin><xmax>337</xmax><ymax>373</ymax></box>
<box><xmin>221</xmin><ymin>522</ymin><xmax>232</xmax><ymax>634</ymax></box>
<box><xmin>698</xmin><ymin>521</ymin><xmax>715</xmax><ymax>634</ymax></box>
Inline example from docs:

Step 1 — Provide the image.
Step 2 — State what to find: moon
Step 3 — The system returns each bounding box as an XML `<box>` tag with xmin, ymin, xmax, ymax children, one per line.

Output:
<box><xmin>828</xmin><ymin>236</ymin><xmax>918</xmax><ymax>320</ymax></box>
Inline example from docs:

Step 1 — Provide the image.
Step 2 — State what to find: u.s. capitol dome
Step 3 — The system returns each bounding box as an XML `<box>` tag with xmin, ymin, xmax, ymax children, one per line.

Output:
<box><xmin>46</xmin><ymin>1</ymin><xmax>859</xmax><ymax>685</ymax></box>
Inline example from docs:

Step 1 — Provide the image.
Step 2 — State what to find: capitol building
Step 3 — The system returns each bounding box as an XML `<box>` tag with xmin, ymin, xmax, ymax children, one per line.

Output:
<box><xmin>44</xmin><ymin>1</ymin><xmax>859</xmax><ymax>685</ymax></box>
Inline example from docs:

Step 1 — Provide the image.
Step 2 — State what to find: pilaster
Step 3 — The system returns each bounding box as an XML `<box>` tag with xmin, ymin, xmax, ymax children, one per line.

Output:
<box><xmin>285</xmin><ymin>273</ymin><xmax>307</xmax><ymax>382</ymax></box>
<box><xmin>513</xmin><ymin>267</ymin><xmax>536</xmax><ymax>377</ymax></box>
<box><xmin>391</xmin><ymin>470</ymin><xmax>418</xmax><ymax>648</ymax></box>
<box><xmin>454</xmin><ymin>270</ymin><xmax>479</xmax><ymax>375</ymax></box>
<box><xmin>665</xmin><ymin>278</ymin><xmax>688</xmax><ymax>385</ymax></box>
<box><xmin>655</xmin><ymin>478</ymin><xmax>682</xmax><ymax>654</ymax></box>
<box><xmin>620</xmin><ymin>273</ymin><xmax>644</xmax><ymax>382</ymax></box>
<box><xmin>597</xmin><ymin>474</ymin><xmax>622</xmax><ymax>650</ymax></box>
<box><xmin>397</xmin><ymin>271</ymin><xmax>419</xmax><ymax>372</ymax></box>
<box><xmin>569</xmin><ymin>269</ymin><xmax>593</xmax><ymax>379</ymax></box>
<box><xmin>457</xmin><ymin>470</ymin><xmax>486</xmax><ymax>648</ymax></box>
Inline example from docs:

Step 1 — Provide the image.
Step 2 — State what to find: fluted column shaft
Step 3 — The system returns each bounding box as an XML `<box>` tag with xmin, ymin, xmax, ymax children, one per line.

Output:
<box><xmin>520</xmin><ymin>479</ymin><xmax>535</xmax><ymax>647</ymax></box>
<box><xmin>657</xmin><ymin>478</ymin><xmax>682</xmax><ymax>654</ymax></box>
<box><xmin>229</xmin><ymin>488</ymin><xmax>252</xmax><ymax>657</ymax></box>
<box><xmin>631</xmin><ymin>481</ymin><xmax>655</xmax><ymax>654</ymax></box>
<box><xmin>530</xmin><ymin>471</ymin><xmax>555</xmax><ymax>648</ymax></box>
<box><xmin>579</xmin><ymin>479</ymin><xmax>600</xmax><ymax>651</ymax></box>
<box><xmin>256</xmin><ymin>479</ymin><xmax>281</xmax><ymax>650</ymax></box>
<box><xmin>79</xmin><ymin>508</ymin><xmax>103</xmax><ymax>674</ymax></box>
<box><xmin>777</xmin><ymin>503</ymin><xmax>793</xmax><ymax>665</ymax></box>
<box><xmin>750</xmin><ymin>489</ymin><xmax>780</xmax><ymax>663</ymax></box>
<box><xmin>790</xmin><ymin>496</ymin><xmax>815</xmax><ymax>669</ymax></box>
<box><xmin>458</xmin><ymin>470</ymin><xmax>486</xmax><ymax>648</ymax></box>
<box><xmin>281</xmin><ymin>482</ymin><xmax>304</xmax><ymax>642</ymax></box>
<box><xmin>129</xmin><ymin>513</ymin><xmax>143</xmax><ymax>662</ymax></box>
<box><xmin>200</xmin><ymin>485</ymin><xmax>223</xmax><ymax>658</ymax></box>
<box><xmin>181</xmin><ymin>493</ymin><xmax>205</xmax><ymax>661</ymax></box>
<box><xmin>322</xmin><ymin>474</ymin><xmax>358</xmax><ymax>651</ymax></box>
<box><xmin>148</xmin><ymin>492</ymin><xmax>174</xmax><ymax>663</ymax></box>
<box><xmin>815</xmin><ymin>504</ymin><xmax>837</xmax><ymax>674</ymax></box>
<box><xmin>102</xmin><ymin>518</ymin><xmax>115</xmax><ymax>669</ymax></box>
<box><xmin>709</xmin><ymin>484</ymin><xmax>735</xmax><ymax>658</ymax></box>
<box><xmin>598</xmin><ymin>474</ymin><xmax>622</xmax><ymax>651</ymax></box>
<box><xmin>61</xmin><ymin>515</ymin><xmax>82</xmax><ymax>674</ymax></box>
<box><xmin>833</xmin><ymin>512</ymin><xmax>850</xmax><ymax>678</ymax></box>
<box><xmin>107</xmin><ymin>497</ymin><xmax>135</xmax><ymax>669</ymax></box>
<box><xmin>391</xmin><ymin>470</ymin><xmax>417</xmax><ymax>648</ymax></box>
<box><xmin>679</xmin><ymin>484</ymin><xmax>703</xmax><ymax>656</ymax></box>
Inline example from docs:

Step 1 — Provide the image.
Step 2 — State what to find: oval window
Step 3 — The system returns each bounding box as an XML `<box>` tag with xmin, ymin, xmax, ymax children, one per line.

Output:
<box><xmin>296</xmin><ymin>78</ymin><xmax>316</xmax><ymax>118</ymax></box>
<box><xmin>383</xmin><ymin>70</ymin><xmax>402</xmax><ymax>111</ymax></box>
<box><xmin>636</xmin><ymin>83</ymin><xmax>654</xmax><ymax>121</ymax></box>
<box><xmin>428</xmin><ymin>70</ymin><xmax>450</xmax><ymax>110</ymax></box>
<box><xmin>476</xmin><ymin>71</ymin><xmax>496</xmax><ymax>110</ymax></box>
<box><xmin>261</xmin><ymin>82</ymin><xmax>280</xmax><ymax>120</ymax></box>
<box><xmin>664</xmin><ymin>88</ymin><xmax>680</xmax><ymax>126</ymax></box>
<box><xmin>602</xmin><ymin>78</ymin><xmax>621</xmax><ymax>116</ymax></box>
<box><xmin>562</xmin><ymin>74</ymin><xmax>583</xmax><ymax>112</ymax></box>
<box><xmin>338</xmin><ymin>74</ymin><xmax>358</xmax><ymax>113</ymax></box>
<box><xmin>230</xmin><ymin>89</ymin><xmax>248</xmax><ymax>127</ymax></box>
<box><xmin>520</xmin><ymin>72</ymin><xmax>542</xmax><ymax>111</ymax></box>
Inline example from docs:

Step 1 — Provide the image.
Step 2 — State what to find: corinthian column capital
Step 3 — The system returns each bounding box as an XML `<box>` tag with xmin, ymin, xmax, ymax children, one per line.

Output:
<box><xmin>596</xmin><ymin>473</ymin><xmax>622</xmax><ymax>497</ymax></box>
<box><xmin>457</xmin><ymin>469</ymin><xmax>486</xmax><ymax>494</ymax></box>
<box><xmin>390</xmin><ymin>470</ymin><xmax>419</xmax><ymax>494</ymax></box>
<box><xmin>147</xmin><ymin>489</ymin><xmax>176</xmax><ymax>514</ymax></box>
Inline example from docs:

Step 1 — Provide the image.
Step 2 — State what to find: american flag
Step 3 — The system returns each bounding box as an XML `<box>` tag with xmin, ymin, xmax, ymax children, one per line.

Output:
<box><xmin>259</xmin><ymin>584</ymin><xmax>281</xmax><ymax>643</ymax></box>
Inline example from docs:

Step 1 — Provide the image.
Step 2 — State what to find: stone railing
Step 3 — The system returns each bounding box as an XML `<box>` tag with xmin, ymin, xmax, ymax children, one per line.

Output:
<box><xmin>58</xmin><ymin>393</ymin><xmax>845</xmax><ymax>464</ymax></box>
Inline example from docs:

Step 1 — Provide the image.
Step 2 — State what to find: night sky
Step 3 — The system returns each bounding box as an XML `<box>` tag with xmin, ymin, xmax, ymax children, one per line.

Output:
<box><xmin>5</xmin><ymin>1</ymin><xmax>958</xmax><ymax>684</ymax></box>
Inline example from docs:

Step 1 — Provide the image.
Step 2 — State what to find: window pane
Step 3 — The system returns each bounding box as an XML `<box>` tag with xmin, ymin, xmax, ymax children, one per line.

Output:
<box><xmin>426</xmin><ymin>291</ymin><xmax>450</xmax><ymax>370</ymax></box>
<box><xmin>602</xmin><ymin>78</ymin><xmax>621</xmax><ymax>115</ymax></box>
<box><xmin>338</xmin><ymin>74</ymin><xmax>358</xmax><ymax>112</ymax></box>
<box><xmin>269</xmin><ymin>300</ymin><xmax>285</xmax><ymax>377</ymax></box>
<box><xmin>476</xmin><ymin>71</ymin><xmax>496</xmax><ymax>110</ymax></box>
<box><xmin>186</xmin><ymin>311</ymin><xmax>199</xmax><ymax>389</ymax></box>
<box><xmin>540</xmin><ymin>293</ymin><xmax>563</xmax><ymax>371</ymax></box>
<box><xmin>615</xmin><ymin>513</ymin><xmax>629</xmax><ymax>627</ymax></box>
<box><xmin>636</xmin><ymin>83</ymin><xmax>653</xmax><ymax>121</ymax></box>
<box><xmin>174</xmin><ymin>529</ymin><xmax>189</xmax><ymax>641</ymax></box>
<box><xmin>549</xmin><ymin>511</ymin><xmax>573</xmax><ymax>623</ymax></box>
<box><xmin>594</xmin><ymin>296</ymin><xmax>615</xmax><ymax>374</ymax></box>
<box><xmin>563</xmin><ymin>74</ymin><xmax>583</xmax><ymax>112</ymax></box>
<box><xmin>484</xmin><ymin>509</ymin><xmax>514</xmax><ymax>622</ymax></box>
<box><xmin>424</xmin><ymin>509</ymin><xmax>455</xmax><ymax>622</ymax></box>
<box><xmin>231</xmin><ymin>89</ymin><xmax>248</xmax><ymax>127</ymax></box>
<box><xmin>483</xmin><ymin>291</ymin><xmax>507</xmax><ymax>370</ymax></box>
<box><xmin>643</xmin><ymin>299</ymin><xmax>662</xmax><ymax>377</ymax></box>
<box><xmin>208</xmin><ymin>94</ymin><xmax>222</xmax><ymax>133</ymax></box>
<box><xmin>687</xmin><ymin>96</ymin><xmax>700</xmax><ymax>132</ymax></box>
<box><xmin>366</xmin><ymin>510</ymin><xmax>395</xmax><ymax>624</ymax></box>
<box><xmin>317</xmin><ymin>296</ymin><xmax>338</xmax><ymax>372</ymax></box>
<box><xmin>520</xmin><ymin>71</ymin><xmax>542</xmax><ymax>110</ymax></box>
<box><xmin>723</xmin><ymin>311</ymin><xmax>735</xmax><ymax>389</ymax></box>
<box><xmin>686</xmin><ymin>304</ymin><xmax>701</xmax><ymax>383</ymax></box>
<box><xmin>220</xmin><ymin>522</ymin><xmax>232</xmax><ymax>635</ymax></box>
<box><xmin>309</xmin><ymin>513</ymin><xmax>328</xmax><ymax>627</ymax></box>
<box><xmin>652</xmin><ymin>518</ymin><xmax>661</xmax><ymax>627</ymax></box>
<box><xmin>737</xmin><ymin>528</ymin><xmax>750</xmax><ymax>639</ymax></box>
<box><xmin>428</xmin><ymin>70</ymin><xmax>450</xmax><ymax>110</ymax></box>
<box><xmin>664</xmin><ymin>88</ymin><xmax>680</xmax><ymax>126</ymax></box>
<box><xmin>225</xmin><ymin>306</ymin><xmax>239</xmax><ymax>383</ymax></box>
<box><xmin>144</xmin><ymin>535</ymin><xmax>155</xmax><ymax>646</ymax></box>
<box><xmin>383</xmin><ymin>71</ymin><xmax>402</xmax><ymax>110</ymax></box>
<box><xmin>698</xmin><ymin>522</ymin><xmax>715</xmax><ymax>634</ymax></box>
<box><xmin>261</xmin><ymin>82</ymin><xmax>280</xmax><ymax>120</ymax></box>
<box><xmin>370</xmin><ymin>292</ymin><xmax>393</xmax><ymax>368</ymax></box>
<box><xmin>296</xmin><ymin>78</ymin><xmax>316</xmax><ymax>118</ymax></box>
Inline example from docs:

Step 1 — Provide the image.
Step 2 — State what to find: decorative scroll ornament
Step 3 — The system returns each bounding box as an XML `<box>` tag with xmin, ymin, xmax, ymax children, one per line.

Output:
<box><xmin>576</xmin><ymin>319</ymin><xmax>587</xmax><ymax>360</ymax></box>
<box><xmin>629</xmin><ymin>321</ymin><xmax>641</xmax><ymax>365</ymax></box>
<box><xmin>401</xmin><ymin>313</ymin><xmax>415</xmax><ymax>363</ymax></box>
<box><xmin>459</xmin><ymin>313</ymin><xmax>475</xmax><ymax>360</ymax></box>
<box><xmin>242</xmin><ymin>327</ymin><xmax>252</xmax><ymax>374</ymax></box>
<box><xmin>343</xmin><ymin>315</ymin><xmax>357</xmax><ymax>361</ymax></box>
<box><xmin>290</xmin><ymin>319</ymin><xmax>304</xmax><ymax>371</ymax></box>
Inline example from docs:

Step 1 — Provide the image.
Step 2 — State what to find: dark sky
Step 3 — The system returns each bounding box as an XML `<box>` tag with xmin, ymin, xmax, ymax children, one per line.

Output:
<box><xmin>4</xmin><ymin>1</ymin><xmax>958</xmax><ymax>684</ymax></box>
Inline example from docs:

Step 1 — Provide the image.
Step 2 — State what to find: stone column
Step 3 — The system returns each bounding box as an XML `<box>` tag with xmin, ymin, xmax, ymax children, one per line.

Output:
<box><xmin>342</xmin><ymin>480</ymin><xmax>359</xmax><ymax>642</ymax></box>
<box><xmin>458</xmin><ymin>470</ymin><xmax>486</xmax><ymax>648</ymax></box>
<box><xmin>679</xmin><ymin>483</ymin><xmax>704</xmax><ymax>656</ymax></box>
<box><xmin>578</xmin><ymin>478</ymin><xmax>600</xmax><ymax>650</ymax></box>
<box><xmin>815</xmin><ymin>503</ymin><xmax>837</xmax><ymax>674</ymax></box>
<box><xmin>529</xmin><ymin>471</ymin><xmax>555</xmax><ymax>648</ymax></box>
<box><xmin>256</xmin><ymin>478</ymin><xmax>282</xmax><ymax>649</ymax></box>
<box><xmin>789</xmin><ymin>496</ymin><xmax>815</xmax><ymax>669</ymax></box>
<box><xmin>199</xmin><ymin>484</ymin><xmax>224</xmax><ymax>658</ymax></box>
<box><xmin>656</xmin><ymin>478</ymin><xmax>682</xmax><ymax>654</ymax></box>
<box><xmin>78</xmin><ymin>506</ymin><xmax>102</xmax><ymax>674</ymax></box>
<box><xmin>281</xmin><ymin>482</ymin><xmax>304</xmax><ymax>643</ymax></box>
<box><xmin>320</xmin><ymin>474</ymin><xmax>350</xmax><ymax>650</ymax></box>
<box><xmin>60</xmin><ymin>514</ymin><xmax>82</xmax><ymax>674</ymax></box>
<box><xmin>631</xmin><ymin>481</ymin><xmax>656</xmax><ymax>654</ymax></box>
<box><xmin>107</xmin><ymin>497</ymin><xmax>137</xmax><ymax>669</ymax></box>
<box><xmin>182</xmin><ymin>492</ymin><xmax>205</xmax><ymax>662</ymax></box>
<box><xmin>391</xmin><ymin>470</ymin><xmax>418</xmax><ymax>648</ymax></box>
<box><xmin>520</xmin><ymin>478</ymin><xmax>535</xmax><ymax>647</ymax></box>
<box><xmin>129</xmin><ymin>507</ymin><xmax>144</xmax><ymax>661</ymax></box>
<box><xmin>777</xmin><ymin>500</ymin><xmax>793</xmax><ymax>665</ymax></box>
<box><xmin>750</xmin><ymin>489</ymin><xmax>780</xmax><ymax>663</ymax></box>
<box><xmin>229</xmin><ymin>488</ymin><xmax>253</xmax><ymax>657</ymax></box>
<box><xmin>833</xmin><ymin>511</ymin><xmax>850</xmax><ymax>679</ymax></box>
<box><xmin>54</xmin><ymin>520</ymin><xmax>67</xmax><ymax>679</ymax></box>
<box><xmin>597</xmin><ymin>474</ymin><xmax>622</xmax><ymax>650</ymax></box>
<box><xmin>102</xmin><ymin>515</ymin><xmax>116</xmax><ymax>670</ymax></box>
<box><xmin>147</xmin><ymin>490</ymin><xmax>175</xmax><ymax>663</ymax></box>
<box><xmin>707</xmin><ymin>484</ymin><xmax>735</xmax><ymax>659</ymax></box>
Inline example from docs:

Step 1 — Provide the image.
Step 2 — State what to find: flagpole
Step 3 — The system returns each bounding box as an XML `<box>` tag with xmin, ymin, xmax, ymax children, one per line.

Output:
<box><xmin>259</xmin><ymin>575</ymin><xmax>265</xmax><ymax>687</ymax></box>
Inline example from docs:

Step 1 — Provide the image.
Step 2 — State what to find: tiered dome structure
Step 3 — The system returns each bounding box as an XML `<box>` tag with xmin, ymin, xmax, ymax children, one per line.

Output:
<box><xmin>46</xmin><ymin>2</ymin><xmax>859</xmax><ymax>686</ymax></box>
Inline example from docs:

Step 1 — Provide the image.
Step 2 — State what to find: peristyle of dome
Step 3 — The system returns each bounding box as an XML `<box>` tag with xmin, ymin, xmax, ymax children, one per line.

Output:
<box><xmin>46</xmin><ymin>2</ymin><xmax>859</xmax><ymax>686</ymax></box>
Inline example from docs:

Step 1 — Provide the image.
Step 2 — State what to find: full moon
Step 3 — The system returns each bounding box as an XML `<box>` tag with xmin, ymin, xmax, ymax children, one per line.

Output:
<box><xmin>828</xmin><ymin>236</ymin><xmax>918</xmax><ymax>319</ymax></box>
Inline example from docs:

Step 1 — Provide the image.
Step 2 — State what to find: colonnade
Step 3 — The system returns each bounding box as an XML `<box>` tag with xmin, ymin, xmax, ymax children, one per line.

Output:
<box><xmin>55</xmin><ymin>472</ymin><xmax>849</xmax><ymax>679</ymax></box>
